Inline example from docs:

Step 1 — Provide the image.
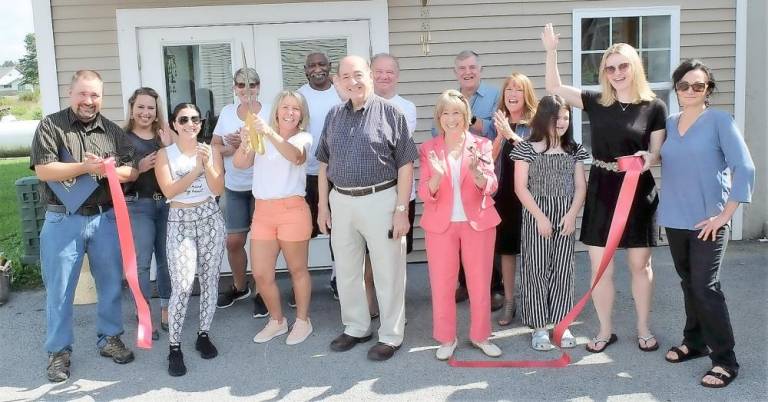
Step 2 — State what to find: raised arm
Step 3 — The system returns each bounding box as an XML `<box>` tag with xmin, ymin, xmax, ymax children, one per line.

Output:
<box><xmin>541</xmin><ymin>23</ymin><xmax>584</xmax><ymax>109</ymax></box>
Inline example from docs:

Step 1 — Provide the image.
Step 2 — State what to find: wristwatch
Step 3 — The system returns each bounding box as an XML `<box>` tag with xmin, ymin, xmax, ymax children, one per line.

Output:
<box><xmin>395</xmin><ymin>204</ymin><xmax>407</xmax><ymax>213</ymax></box>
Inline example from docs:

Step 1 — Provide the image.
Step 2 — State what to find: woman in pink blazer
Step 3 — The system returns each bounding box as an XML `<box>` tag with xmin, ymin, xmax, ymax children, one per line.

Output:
<box><xmin>419</xmin><ymin>89</ymin><xmax>502</xmax><ymax>361</ymax></box>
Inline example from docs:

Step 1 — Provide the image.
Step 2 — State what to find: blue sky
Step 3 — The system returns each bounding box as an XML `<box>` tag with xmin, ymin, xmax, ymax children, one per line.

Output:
<box><xmin>0</xmin><ymin>0</ymin><xmax>34</xmax><ymax>65</ymax></box>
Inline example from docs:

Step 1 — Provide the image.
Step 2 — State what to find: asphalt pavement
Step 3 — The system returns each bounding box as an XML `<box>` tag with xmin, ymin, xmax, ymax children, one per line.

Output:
<box><xmin>0</xmin><ymin>241</ymin><xmax>766</xmax><ymax>401</ymax></box>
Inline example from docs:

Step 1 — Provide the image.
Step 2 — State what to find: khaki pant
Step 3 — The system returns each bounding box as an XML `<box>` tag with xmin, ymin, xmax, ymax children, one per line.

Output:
<box><xmin>329</xmin><ymin>186</ymin><xmax>407</xmax><ymax>346</ymax></box>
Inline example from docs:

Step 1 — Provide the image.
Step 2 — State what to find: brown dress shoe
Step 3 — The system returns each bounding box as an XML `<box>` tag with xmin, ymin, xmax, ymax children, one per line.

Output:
<box><xmin>330</xmin><ymin>333</ymin><xmax>372</xmax><ymax>352</ymax></box>
<box><xmin>367</xmin><ymin>342</ymin><xmax>401</xmax><ymax>361</ymax></box>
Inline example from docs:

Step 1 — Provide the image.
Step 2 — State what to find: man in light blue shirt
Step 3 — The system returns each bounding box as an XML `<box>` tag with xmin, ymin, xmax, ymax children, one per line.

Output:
<box><xmin>453</xmin><ymin>50</ymin><xmax>500</xmax><ymax>140</ymax></box>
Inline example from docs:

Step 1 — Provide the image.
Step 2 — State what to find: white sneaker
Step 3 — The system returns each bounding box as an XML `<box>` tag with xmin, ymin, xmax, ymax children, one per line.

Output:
<box><xmin>532</xmin><ymin>329</ymin><xmax>555</xmax><ymax>351</ymax></box>
<box><xmin>471</xmin><ymin>340</ymin><xmax>502</xmax><ymax>357</ymax></box>
<box><xmin>286</xmin><ymin>318</ymin><xmax>313</xmax><ymax>345</ymax></box>
<box><xmin>253</xmin><ymin>318</ymin><xmax>288</xmax><ymax>343</ymax></box>
<box><xmin>435</xmin><ymin>339</ymin><xmax>458</xmax><ymax>361</ymax></box>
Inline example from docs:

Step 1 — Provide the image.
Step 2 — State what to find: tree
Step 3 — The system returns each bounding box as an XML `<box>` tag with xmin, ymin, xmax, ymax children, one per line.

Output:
<box><xmin>17</xmin><ymin>33</ymin><xmax>38</xmax><ymax>87</ymax></box>
<box><xmin>1</xmin><ymin>60</ymin><xmax>15</xmax><ymax>67</ymax></box>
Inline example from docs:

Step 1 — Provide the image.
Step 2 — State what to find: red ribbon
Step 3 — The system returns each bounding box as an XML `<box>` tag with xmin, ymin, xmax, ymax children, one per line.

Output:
<box><xmin>449</xmin><ymin>155</ymin><xmax>644</xmax><ymax>368</ymax></box>
<box><xmin>103</xmin><ymin>158</ymin><xmax>153</xmax><ymax>349</ymax></box>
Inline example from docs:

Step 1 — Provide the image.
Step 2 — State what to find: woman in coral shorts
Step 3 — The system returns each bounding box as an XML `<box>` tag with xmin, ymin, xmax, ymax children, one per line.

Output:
<box><xmin>233</xmin><ymin>90</ymin><xmax>314</xmax><ymax>345</ymax></box>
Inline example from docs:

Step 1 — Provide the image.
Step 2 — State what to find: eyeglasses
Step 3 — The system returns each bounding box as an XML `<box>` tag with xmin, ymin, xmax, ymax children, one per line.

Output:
<box><xmin>235</xmin><ymin>82</ymin><xmax>259</xmax><ymax>89</ymax></box>
<box><xmin>675</xmin><ymin>81</ymin><xmax>708</xmax><ymax>92</ymax></box>
<box><xmin>604</xmin><ymin>62</ymin><xmax>631</xmax><ymax>75</ymax></box>
<box><xmin>176</xmin><ymin>116</ymin><xmax>202</xmax><ymax>125</ymax></box>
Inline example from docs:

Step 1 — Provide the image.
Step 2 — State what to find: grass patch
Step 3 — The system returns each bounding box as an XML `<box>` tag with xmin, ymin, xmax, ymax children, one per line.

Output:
<box><xmin>0</xmin><ymin>93</ymin><xmax>42</xmax><ymax>120</ymax></box>
<box><xmin>0</xmin><ymin>157</ymin><xmax>42</xmax><ymax>289</ymax></box>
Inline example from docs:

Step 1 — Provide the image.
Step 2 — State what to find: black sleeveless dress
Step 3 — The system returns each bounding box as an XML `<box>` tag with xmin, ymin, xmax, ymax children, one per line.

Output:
<box><xmin>579</xmin><ymin>90</ymin><xmax>668</xmax><ymax>247</ymax></box>
<box><xmin>494</xmin><ymin>124</ymin><xmax>530</xmax><ymax>255</ymax></box>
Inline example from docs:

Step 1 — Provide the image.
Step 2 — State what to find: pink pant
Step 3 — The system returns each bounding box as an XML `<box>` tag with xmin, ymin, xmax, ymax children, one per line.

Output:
<box><xmin>425</xmin><ymin>221</ymin><xmax>496</xmax><ymax>343</ymax></box>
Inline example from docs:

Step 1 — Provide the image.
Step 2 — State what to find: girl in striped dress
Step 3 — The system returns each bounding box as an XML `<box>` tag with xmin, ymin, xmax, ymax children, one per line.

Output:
<box><xmin>510</xmin><ymin>95</ymin><xmax>589</xmax><ymax>351</ymax></box>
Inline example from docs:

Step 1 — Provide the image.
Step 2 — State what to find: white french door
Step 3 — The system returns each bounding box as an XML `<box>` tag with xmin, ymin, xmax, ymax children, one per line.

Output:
<box><xmin>137</xmin><ymin>21</ymin><xmax>370</xmax><ymax>271</ymax></box>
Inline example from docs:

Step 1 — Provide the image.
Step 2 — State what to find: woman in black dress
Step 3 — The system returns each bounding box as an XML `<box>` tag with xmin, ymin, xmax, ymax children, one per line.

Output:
<box><xmin>541</xmin><ymin>23</ymin><xmax>667</xmax><ymax>353</ymax></box>
<box><xmin>491</xmin><ymin>72</ymin><xmax>537</xmax><ymax>326</ymax></box>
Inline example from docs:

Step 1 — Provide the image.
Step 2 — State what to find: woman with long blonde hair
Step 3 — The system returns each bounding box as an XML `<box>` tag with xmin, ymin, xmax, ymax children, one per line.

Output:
<box><xmin>542</xmin><ymin>23</ymin><xmax>668</xmax><ymax>353</ymax></box>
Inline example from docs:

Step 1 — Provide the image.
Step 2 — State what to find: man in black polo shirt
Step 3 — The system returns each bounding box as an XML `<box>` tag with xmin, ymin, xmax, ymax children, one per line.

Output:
<box><xmin>316</xmin><ymin>55</ymin><xmax>418</xmax><ymax>361</ymax></box>
<box><xmin>31</xmin><ymin>70</ymin><xmax>137</xmax><ymax>382</ymax></box>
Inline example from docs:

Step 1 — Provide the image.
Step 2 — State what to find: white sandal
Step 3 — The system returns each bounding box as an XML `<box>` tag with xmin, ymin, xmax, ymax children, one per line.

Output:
<box><xmin>560</xmin><ymin>329</ymin><xmax>576</xmax><ymax>348</ymax></box>
<box><xmin>531</xmin><ymin>329</ymin><xmax>555</xmax><ymax>351</ymax></box>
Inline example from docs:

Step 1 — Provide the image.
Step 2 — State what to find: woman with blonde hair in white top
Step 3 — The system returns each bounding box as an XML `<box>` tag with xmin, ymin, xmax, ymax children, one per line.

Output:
<box><xmin>155</xmin><ymin>102</ymin><xmax>224</xmax><ymax>377</ymax></box>
<box><xmin>233</xmin><ymin>90</ymin><xmax>314</xmax><ymax>345</ymax></box>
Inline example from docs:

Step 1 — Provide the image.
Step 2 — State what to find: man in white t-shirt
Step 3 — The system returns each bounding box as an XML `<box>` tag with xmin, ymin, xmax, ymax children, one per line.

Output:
<box><xmin>297</xmin><ymin>52</ymin><xmax>343</xmax><ymax>299</ymax></box>
<box><xmin>212</xmin><ymin>68</ymin><xmax>271</xmax><ymax>318</ymax></box>
<box><xmin>367</xmin><ymin>53</ymin><xmax>418</xmax><ymax>317</ymax></box>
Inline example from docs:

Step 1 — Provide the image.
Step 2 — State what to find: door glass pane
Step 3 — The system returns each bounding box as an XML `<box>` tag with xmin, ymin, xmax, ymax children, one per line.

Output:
<box><xmin>279</xmin><ymin>39</ymin><xmax>348</xmax><ymax>90</ymax></box>
<box><xmin>612</xmin><ymin>17</ymin><xmax>640</xmax><ymax>48</ymax></box>
<box><xmin>642</xmin><ymin>50</ymin><xmax>671</xmax><ymax>82</ymax></box>
<box><xmin>582</xmin><ymin>18</ymin><xmax>610</xmax><ymax>51</ymax></box>
<box><xmin>581</xmin><ymin>53</ymin><xmax>603</xmax><ymax>85</ymax></box>
<box><xmin>642</xmin><ymin>16</ymin><xmax>671</xmax><ymax>48</ymax></box>
<box><xmin>163</xmin><ymin>44</ymin><xmax>232</xmax><ymax>143</ymax></box>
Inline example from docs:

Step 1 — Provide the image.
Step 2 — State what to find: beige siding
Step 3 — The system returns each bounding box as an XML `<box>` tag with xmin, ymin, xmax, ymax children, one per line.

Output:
<box><xmin>49</xmin><ymin>0</ymin><xmax>738</xmax><ymax>262</ymax></box>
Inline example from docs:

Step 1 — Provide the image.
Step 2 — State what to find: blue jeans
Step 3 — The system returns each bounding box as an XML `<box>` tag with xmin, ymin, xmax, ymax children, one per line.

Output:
<box><xmin>127</xmin><ymin>197</ymin><xmax>170</xmax><ymax>307</ymax></box>
<box><xmin>221</xmin><ymin>188</ymin><xmax>254</xmax><ymax>234</ymax></box>
<box><xmin>40</xmin><ymin>209</ymin><xmax>124</xmax><ymax>353</ymax></box>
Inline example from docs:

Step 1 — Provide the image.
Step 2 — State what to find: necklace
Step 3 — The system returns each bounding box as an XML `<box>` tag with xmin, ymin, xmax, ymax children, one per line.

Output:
<box><xmin>618</xmin><ymin>101</ymin><xmax>631</xmax><ymax>112</ymax></box>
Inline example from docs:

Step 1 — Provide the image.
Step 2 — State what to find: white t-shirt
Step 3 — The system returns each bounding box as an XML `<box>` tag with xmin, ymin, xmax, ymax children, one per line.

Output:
<box><xmin>212</xmin><ymin>102</ymin><xmax>271</xmax><ymax>191</ymax></box>
<box><xmin>251</xmin><ymin>131</ymin><xmax>313</xmax><ymax>200</ymax></box>
<box><xmin>297</xmin><ymin>83</ymin><xmax>342</xmax><ymax>175</ymax></box>
<box><xmin>165</xmin><ymin>143</ymin><xmax>215</xmax><ymax>204</ymax></box>
<box><xmin>384</xmin><ymin>94</ymin><xmax>418</xmax><ymax>201</ymax></box>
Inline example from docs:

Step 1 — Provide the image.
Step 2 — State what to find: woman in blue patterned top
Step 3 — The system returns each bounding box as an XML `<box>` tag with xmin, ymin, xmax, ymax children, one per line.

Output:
<box><xmin>659</xmin><ymin>59</ymin><xmax>755</xmax><ymax>389</ymax></box>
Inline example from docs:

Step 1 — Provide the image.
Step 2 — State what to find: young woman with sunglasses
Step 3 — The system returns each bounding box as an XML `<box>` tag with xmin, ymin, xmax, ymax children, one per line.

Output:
<box><xmin>541</xmin><ymin>23</ymin><xmax>668</xmax><ymax>354</ymax></box>
<box><xmin>123</xmin><ymin>87</ymin><xmax>173</xmax><ymax>341</ymax></box>
<box><xmin>155</xmin><ymin>103</ymin><xmax>225</xmax><ymax>376</ymax></box>
<box><xmin>659</xmin><ymin>59</ymin><xmax>754</xmax><ymax>388</ymax></box>
<box><xmin>212</xmin><ymin>68</ymin><xmax>271</xmax><ymax>316</ymax></box>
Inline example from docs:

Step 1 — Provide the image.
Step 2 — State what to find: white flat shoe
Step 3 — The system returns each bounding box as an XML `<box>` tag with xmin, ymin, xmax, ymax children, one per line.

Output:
<box><xmin>471</xmin><ymin>340</ymin><xmax>502</xmax><ymax>357</ymax></box>
<box><xmin>436</xmin><ymin>340</ymin><xmax>458</xmax><ymax>361</ymax></box>
<box><xmin>286</xmin><ymin>318</ymin><xmax>313</xmax><ymax>345</ymax></box>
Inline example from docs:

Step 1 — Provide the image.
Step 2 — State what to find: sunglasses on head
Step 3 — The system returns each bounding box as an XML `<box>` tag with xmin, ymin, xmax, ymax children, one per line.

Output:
<box><xmin>235</xmin><ymin>82</ymin><xmax>259</xmax><ymax>89</ymax></box>
<box><xmin>604</xmin><ymin>62</ymin><xmax>631</xmax><ymax>75</ymax></box>
<box><xmin>176</xmin><ymin>115</ymin><xmax>202</xmax><ymax>125</ymax></box>
<box><xmin>675</xmin><ymin>81</ymin><xmax>708</xmax><ymax>92</ymax></box>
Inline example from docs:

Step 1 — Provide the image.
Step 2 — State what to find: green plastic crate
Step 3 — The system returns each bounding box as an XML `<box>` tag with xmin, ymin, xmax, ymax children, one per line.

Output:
<box><xmin>15</xmin><ymin>176</ymin><xmax>45</xmax><ymax>266</ymax></box>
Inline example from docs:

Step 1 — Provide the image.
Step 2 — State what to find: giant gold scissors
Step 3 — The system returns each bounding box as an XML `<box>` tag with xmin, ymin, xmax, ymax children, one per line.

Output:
<box><xmin>241</xmin><ymin>43</ymin><xmax>265</xmax><ymax>155</ymax></box>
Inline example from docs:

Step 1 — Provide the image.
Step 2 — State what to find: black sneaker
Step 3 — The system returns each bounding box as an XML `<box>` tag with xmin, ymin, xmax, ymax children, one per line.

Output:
<box><xmin>217</xmin><ymin>284</ymin><xmax>252</xmax><ymax>308</ymax></box>
<box><xmin>99</xmin><ymin>336</ymin><xmax>135</xmax><ymax>364</ymax></box>
<box><xmin>288</xmin><ymin>289</ymin><xmax>297</xmax><ymax>308</ymax></box>
<box><xmin>252</xmin><ymin>294</ymin><xmax>269</xmax><ymax>318</ymax></box>
<box><xmin>330</xmin><ymin>278</ymin><xmax>339</xmax><ymax>301</ymax></box>
<box><xmin>168</xmin><ymin>345</ymin><xmax>186</xmax><ymax>377</ymax></box>
<box><xmin>195</xmin><ymin>331</ymin><xmax>218</xmax><ymax>359</ymax></box>
<box><xmin>47</xmin><ymin>351</ymin><xmax>71</xmax><ymax>383</ymax></box>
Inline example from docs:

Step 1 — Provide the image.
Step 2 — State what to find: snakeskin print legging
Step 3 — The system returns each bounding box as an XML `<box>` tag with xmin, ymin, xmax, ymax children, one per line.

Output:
<box><xmin>166</xmin><ymin>199</ymin><xmax>225</xmax><ymax>346</ymax></box>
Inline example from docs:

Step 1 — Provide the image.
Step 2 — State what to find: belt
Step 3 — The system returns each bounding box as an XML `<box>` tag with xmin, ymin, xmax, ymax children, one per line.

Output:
<box><xmin>127</xmin><ymin>191</ymin><xmax>165</xmax><ymax>201</ymax></box>
<box><xmin>592</xmin><ymin>159</ymin><xmax>620</xmax><ymax>172</ymax></box>
<box><xmin>334</xmin><ymin>180</ymin><xmax>396</xmax><ymax>197</ymax></box>
<box><xmin>47</xmin><ymin>203</ymin><xmax>113</xmax><ymax>216</ymax></box>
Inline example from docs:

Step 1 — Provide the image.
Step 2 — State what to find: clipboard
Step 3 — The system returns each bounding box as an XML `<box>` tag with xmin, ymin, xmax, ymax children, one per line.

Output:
<box><xmin>46</xmin><ymin>147</ymin><xmax>99</xmax><ymax>213</ymax></box>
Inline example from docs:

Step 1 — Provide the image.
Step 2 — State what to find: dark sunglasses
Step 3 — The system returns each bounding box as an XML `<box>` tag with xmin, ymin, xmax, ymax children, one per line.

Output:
<box><xmin>176</xmin><ymin>115</ymin><xmax>202</xmax><ymax>125</ymax></box>
<box><xmin>235</xmin><ymin>82</ymin><xmax>259</xmax><ymax>89</ymax></box>
<box><xmin>604</xmin><ymin>62</ymin><xmax>630</xmax><ymax>75</ymax></box>
<box><xmin>675</xmin><ymin>81</ymin><xmax>708</xmax><ymax>92</ymax></box>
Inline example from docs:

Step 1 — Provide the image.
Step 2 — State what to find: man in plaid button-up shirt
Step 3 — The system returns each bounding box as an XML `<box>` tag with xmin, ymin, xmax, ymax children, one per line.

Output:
<box><xmin>315</xmin><ymin>55</ymin><xmax>418</xmax><ymax>362</ymax></box>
